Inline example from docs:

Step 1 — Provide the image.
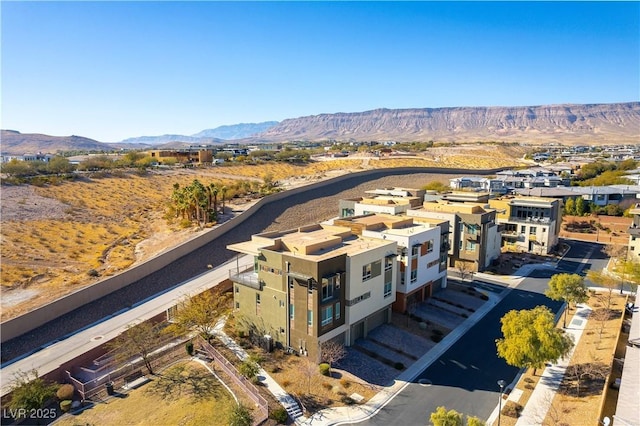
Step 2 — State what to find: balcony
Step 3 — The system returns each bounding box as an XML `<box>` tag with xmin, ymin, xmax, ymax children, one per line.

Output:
<box><xmin>507</xmin><ymin>216</ymin><xmax>551</xmax><ymax>224</ymax></box>
<box><xmin>229</xmin><ymin>270</ymin><xmax>263</xmax><ymax>290</ymax></box>
<box><xmin>465</xmin><ymin>234</ymin><xmax>480</xmax><ymax>241</ymax></box>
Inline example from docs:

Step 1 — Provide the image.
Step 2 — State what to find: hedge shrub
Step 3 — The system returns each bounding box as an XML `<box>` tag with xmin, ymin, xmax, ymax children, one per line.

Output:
<box><xmin>319</xmin><ymin>363</ymin><xmax>331</xmax><ymax>376</ymax></box>
<box><xmin>57</xmin><ymin>384</ymin><xmax>75</xmax><ymax>401</ymax></box>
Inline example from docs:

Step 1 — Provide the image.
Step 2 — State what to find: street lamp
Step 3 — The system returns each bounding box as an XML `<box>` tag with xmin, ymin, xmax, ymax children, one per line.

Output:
<box><xmin>497</xmin><ymin>379</ymin><xmax>507</xmax><ymax>426</ymax></box>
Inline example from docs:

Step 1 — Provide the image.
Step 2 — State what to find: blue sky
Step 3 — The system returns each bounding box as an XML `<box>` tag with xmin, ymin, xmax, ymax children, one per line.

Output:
<box><xmin>2</xmin><ymin>1</ymin><xmax>639</xmax><ymax>142</ymax></box>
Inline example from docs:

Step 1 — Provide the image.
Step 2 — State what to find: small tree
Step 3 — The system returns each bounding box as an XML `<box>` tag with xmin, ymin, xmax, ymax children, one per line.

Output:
<box><xmin>238</xmin><ymin>357</ymin><xmax>260</xmax><ymax>381</ymax></box>
<box><xmin>229</xmin><ymin>404</ymin><xmax>254</xmax><ymax>426</ymax></box>
<box><xmin>8</xmin><ymin>370</ymin><xmax>58</xmax><ymax>415</ymax></box>
<box><xmin>320</xmin><ymin>340</ymin><xmax>347</xmax><ymax>376</ymax></box>
<box><xmin>455</xmin><ymin>260</ymin><xmax>473</xmax><ymax>282</ymax></box>
<box><xmin>586</xmin><ymin>270</ymin><xmax>617</xmax><ymax>310</ymax></box>
<box><xmin>575</xmin><ymin>197</ymin><xmax>586</xmax><ymax>216</ymax></box>
<box><xmin>564</xmin><ymin>198</ymin><xmax>576</xmax><ymax>216</ymax></box>
<box><xmin>545</xmin><ymin>273</ymin><xmax>588</xmax><ymax>328</ymax></box>
<box><xmin>300</xmin><ymin>359</ymin><xmax>318</xmax><ymax>395</ymax></box>
<box><xmin>429</xmin><ymin>406</ymin><xmax>463</xmax><ymax>426</ymax></box>
<box><xmin>168</xmin><ymin>288</ymin><xmax>231</xmax><ymax>339</ymax></box>
<box><xmin>109</xmin><ymin>321</ymin><xmax>165</xmax><ymax>375</ymax></box>
<box><xmin>496</xmin><ymin>306</ymin><xmax>574</xmax><ymax>375</ymax></box>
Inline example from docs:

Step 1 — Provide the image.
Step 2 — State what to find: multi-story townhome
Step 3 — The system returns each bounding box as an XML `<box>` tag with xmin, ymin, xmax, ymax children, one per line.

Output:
<box><xmin>338</xmin><ymin>192</ymin><xmax>423</xmax><ymax>218</ymax></box>
<box><xmin>333</xmin><ymin>214</ymin><xmax>449</xmax><ymax>313</ymax></box>
<box><xmin>627</xmin><ymin>205</ymin><xmax>640</xmax><ymax>259</ymax></box>
<box><xmin>227</xmin><ymin>224</ymin><xmax>397</xmax><ymax>361</ymax></box>
<box><xmin>407</xmin><ymin>200</ymin><xmax>501</xmax><ymax>272</ymax></box>
<box><xmin>489</xmin><ymin>196</ymin><xmax>562</xmax><ymax>254</ymax></box>
<box><xmin>449</xmin><ymin>177</ymin><xmax>507</xmax><ymax>194</ymax></box>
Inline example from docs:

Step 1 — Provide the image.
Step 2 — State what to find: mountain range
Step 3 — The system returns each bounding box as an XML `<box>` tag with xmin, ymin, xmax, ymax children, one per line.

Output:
<box><xmin>2</xmin><ymin>102</ymin><xmax>638</xmax><ymax>155</ymax></box>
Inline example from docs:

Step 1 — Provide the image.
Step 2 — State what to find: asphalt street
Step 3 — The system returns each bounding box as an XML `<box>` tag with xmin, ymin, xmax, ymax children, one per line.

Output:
<box><xmin>356</xmin><ymin>239</ymin><xmax>602</xmax><ymax>425</ymax></box>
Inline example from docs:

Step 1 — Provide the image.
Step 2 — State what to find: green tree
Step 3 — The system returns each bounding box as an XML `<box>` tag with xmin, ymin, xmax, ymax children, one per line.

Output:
<box><xmin>496</xmin><ymin>306</ymin><xmax>573</xmax><ymax>375</ymax></box>
<box><xmin>586</xmin><ymin>270</ymin><xmax>617</xmax><ymax>310</ymax></box>
<box><xmin>229</xmin><ymin>404</ymin><xmax>253</xmax><ymax>426</ymax></box>
<box><xmin>546</xmin><ymin>273</ymin><xmax>588</xmax><ymax>328</ymax></box>
<box><xmin>47</xmin><ymin>156</ymin><xmax>75</xmax><ymax>174</ymax></box>
<box><xmin>8</xmin><ymin>370</ymin><xmax>58</xmax><ymax>415</ymax></box>
<box><xmin>564</xmin><ymin>198</ymin><xmax>575</xmax><ymax>216</ymax></box>
<box><xmin>575</xmin><ymin>197</ymin><xmax>586</xmax><ymax>216</ymax></box>
<box><xmin>238</xmin><ymin>358</ymin><xmax>260</xmax><ymax>381</ymax></box>
<box><xmin>430</xmin><ymin>406</ymin><xmax>463</xmax><ymax>426</ymax></box>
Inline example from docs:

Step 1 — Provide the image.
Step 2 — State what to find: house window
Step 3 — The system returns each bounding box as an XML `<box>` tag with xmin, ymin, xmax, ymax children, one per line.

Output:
<box><xmin>256</xmin><ymin>293</ymin><xmax>261</xmax><ymax>304</ymax></box>
<box><xmin>307</xmin><ymin>310</ymin><xmax>313</xmax><ymax>326</ymax></box>
<box><xmin>363</xmin><ymin>264</ymin><xmax>372</xmax><ymax>281</ymax></box>
<box><xmin>521</xmin><ymin>226</ymin><xmax>526</xmax><ymax>233</ymax></box>
<box><xmin>290</xmin><ymin>304</ymin><xmax>295</xmax><ymax>319</ymax></box>
<box><xmin>466</xmin><ymin>241</ymin><xmax>476</xmax><ymax>252</ymax></box>
<box><xmin>235</xmin><ymin>286</ymin><xmax>240</xmax><ymax>293</ymax></box>
<box><xmin>322</xmin><ymin>277</ymin><xmax>334</xmax><ymax>301</ymax></box>
<box><xmin>410</xmin><ymin>269</ymin><xmax>418</xmax><ymax>283</ymax></box>
<box><xmin>384</xmin><ymin>256</ymin><xmax>394</xmax><ymax>271</ymax></box>
<box><xmin>467</xmin><ymin>224</ymin><xmax>477</xmax><ymax>235</ymax></box>
<box><xmin>384</xmin><ymin>280</ymin><xmax>392</xmax><ymax>297</ymax></box>
<box><xmin>321</xmin><ymin>306</ymin><xmax>333</xmax><ymax>326</ymax></box>
<box><xmin>335</xmin><ymin>302</ymin><xmax>341</xmax><ymax>320</ymax></box>
<box><xmin>235</xmin><ymin>302</ymin><xmax>240</xmax><ymax>309</ymax></box>
<box><xmin>411</xmin><ymin>245</ymin><xmax>419</xmax><ymax>258</ymax></box>
<box><xmin>426</xmin><ymin>239</ymin><xmax>434</xmax><ymax>253</ymax></box>
<box><xmin>529</xmin><ymin>226</ymin><xmax>537</xmax><ymax>235</ymax></box>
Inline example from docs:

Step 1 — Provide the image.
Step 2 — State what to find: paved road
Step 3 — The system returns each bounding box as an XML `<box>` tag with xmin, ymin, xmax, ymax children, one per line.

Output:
<box><xmin>356</xmin><ymin>239</ymin><xmax>605</xmax><ymax>425</ymax></box>
<box><xmin>1</xmin><ymin>168</ymin><xmax>500</xmax><ymax>364</ymax></box>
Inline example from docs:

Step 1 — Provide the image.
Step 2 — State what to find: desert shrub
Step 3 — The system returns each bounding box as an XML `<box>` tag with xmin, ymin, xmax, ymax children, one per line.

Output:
<box><xmin>525</xmin><ymin>384</ymin><xmax>535</xmax><ymax>390</ymax></box>
<box><xmin>60</xmin><ymin>400</ymin><xmax>72</xmax><ymax>412</ymax></box>
<box><xmin>339</xmin><ymin>378</ymin><xmax>351</xmax><ymax>388</ymax></box>
<box><xmin>87</xmin><ymin>269</ymin><xmax>99</xmax><ymax>277</ymax></box>
<box><xmin>185</xmin><ymin>341</ymin><xmax>194</xmax><ymax>356</ymax></box>
<box><xmin>56</xmin><ymin>384</ymin><xmax>75</xmax><ymax>401</ymax></box>
<box><xmin>322</xmin><ymin>382</ymin><xmax>333</xmax><ymax>390</ymax></box>
<box><xmin>431</xmin><ymin>334</ymin><xmax>443</xmax><ymax>343</ymax></box>
<box><xmin>238</xmin><ymin>330</ymin><xmax>246</xmax><ymax>338</ymax></box>
<box><xmin>270</xmin><ymin>366</ymin><xmax>281</xmax><ymax>373</ymax></box>
<box><xmin>270</xmin><ymin>407</ymin><xmax>288</xmax><ymax>424</ymax></box>
<box><xmin>502</xmin><ymin>401</ymin><xmax>523</xmax><ymax>418</ymax></box>
<box><xmin>319</xmin><ymin>363</ymin><xmax>330</xmax><ymax>376</ymax></box>
<box><xmin>281</xmin><ymin>380</ymin><xmax>292</xmax><ymax>387</ymax></box>
<box><xmin>524</xmin><ymin>377</ymin><xmax>534</xmax><ymax>383</ymax></box>
<box><xmin>394</xmin><ymin>362</ymin><xmax>405</xmax><ymax>370</ymax></box>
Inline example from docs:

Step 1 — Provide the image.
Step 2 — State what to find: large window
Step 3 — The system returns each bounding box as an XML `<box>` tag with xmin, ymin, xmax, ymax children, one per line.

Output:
<box><xmin>384</xmin><ymin>280</ymin><xmax>392</xmax><ymax>298</ymax></box>
<box><xmin>410</xmin><ymin>269</ymin><xmax>418</xmax><ymax>283</ymax></box>
<box><xmin>321</xmin><ymin>275</ymin><xmax>340</xmax><ymax>301</ymax></box>
<box><xmin>321</xmin><ymin>306</ymin><xmax>333</xmax><ymax>326</ymax></box>
<box><xmin>307</xmin><ymin>310</ymin><xmax>313</xmax><ymax>326</ymax></box>
<box><xmin>362</xmin><ymin>264</ymin><xmax>372</xmax><ymax>281</ymax></box>
<box><xmin>335</xmin><ymin>302</ymin><xmax>341</xmax><ymax>320</ymax></box>
<box><xmin>384</xmin><ymin>256</ymin><xmax>394</xmax><ymax>271</ymax></box>
<box><xmin>362</xmin><ymin>261</ymin><xmax>381</xmax><ymax>281</ymax></box>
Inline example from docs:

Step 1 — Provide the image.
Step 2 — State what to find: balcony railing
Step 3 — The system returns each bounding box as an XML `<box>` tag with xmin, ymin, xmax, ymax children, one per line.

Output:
<box><xmin>507</xmin><ymin>216</ymin><xmax>551</xmax><ymax>224</ymax></box>
<box><xmin>229</xmin><ymin>270</ymin><xmax>263</xmax><ymax>290</ymax></box>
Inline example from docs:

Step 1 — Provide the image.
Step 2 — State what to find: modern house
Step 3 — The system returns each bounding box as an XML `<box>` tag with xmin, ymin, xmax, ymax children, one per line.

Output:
<box><xmin>628</xmin><ymin>205</ymin><xmax>640</xmax><ymax>258</ymax></box>
<box><xmin>407</xmin><ymin>200</ymin><xmax>501</xmax><ymax>272</ymax></box>
<box><xmin>338</xmin><ymin>188</ymin><xmax>424</xmax><ymax>218</ymax></box>
<box><xmin>333</xmin><ymin>214</ymin><xmax>449</xmax><ymax>313</ymax></box>
<box><xmin>227</xmin><ymin>223</ymin><xmax>398</xmax><ymax>361</ymax></box>
<box><xmin>489</xmin><ymin>196</ymin><xmax>562</xmax><ymax>254</ymax></box>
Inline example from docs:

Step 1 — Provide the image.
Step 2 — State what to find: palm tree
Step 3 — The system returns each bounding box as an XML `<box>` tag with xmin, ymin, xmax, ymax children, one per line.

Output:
<box><xmin>220</xmin><ymin>185</ymin><xmax>228</xmax><ymax>214</ymax></box>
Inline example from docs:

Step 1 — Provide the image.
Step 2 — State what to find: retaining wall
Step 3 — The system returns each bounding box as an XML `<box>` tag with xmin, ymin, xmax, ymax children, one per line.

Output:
<box><xmin>1</xmin><ymin>167</ymin><xmax>503</xmax><ymax>343</ymax></box>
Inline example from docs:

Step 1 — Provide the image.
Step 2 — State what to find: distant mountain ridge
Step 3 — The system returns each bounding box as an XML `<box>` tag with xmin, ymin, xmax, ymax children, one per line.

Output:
<box><xmin>3</xmin><ymin>103</ymin><xmax>638</xmax><ymax>155</ymax></box>
<box><xmin>121</xmin><ymin>121</ymin><xmax>279</xmax><ymax>145</ymax></box>
<box><xmin>255</xmin><ymin>102</ymin><xmax>640</xmax><ymax>144</ymax></box>
<box><xmin>1</xmin><ymin>130</ymin><xmax>113</xmax><ymax>155</ymax></box>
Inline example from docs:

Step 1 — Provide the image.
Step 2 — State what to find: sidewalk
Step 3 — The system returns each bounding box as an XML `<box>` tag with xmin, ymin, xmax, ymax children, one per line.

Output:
<box><xmin>484</xmin><ymin>304</ymin><xmax>592</xmax><ymax>426</ymax></box>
